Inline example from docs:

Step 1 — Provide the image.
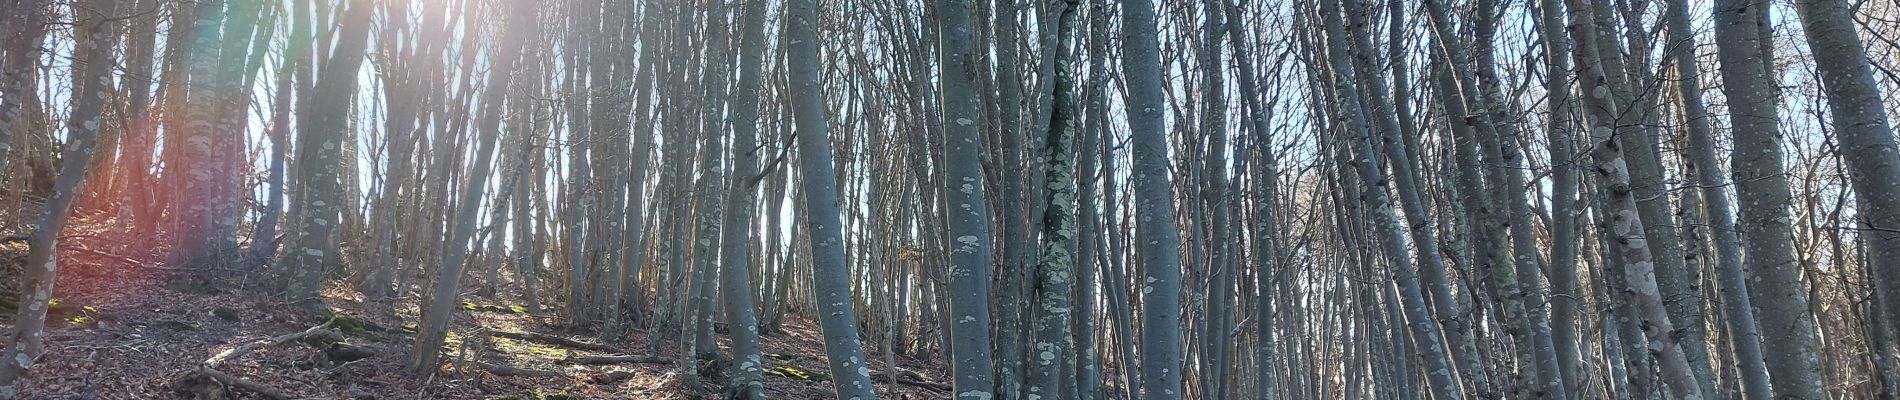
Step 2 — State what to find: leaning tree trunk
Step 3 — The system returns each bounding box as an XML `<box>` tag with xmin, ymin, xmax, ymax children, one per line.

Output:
<box><xmin>0</xmin><ymin>0</ymin><xmax>118</xmax><ymax>394</ymax></box>
<box><xmin>283</xmin><ymin>0</ymin><xmax>375</xmax><ymax>308</ymax></box>
<box><xmin>1220</xmin><ymin>1</ymin><xmax>1283</xmax><ymax>398</ymax></box>
<box><xmin>1682</xmin><ymin>0</ymin><xmax>1775</xmax><ymax>396</ymax></box>
<box><xmin>1537</xmin><ymin>0</ymin><xmax>1588</xmax><ymax>393</ymax></box>
<box><xmin>1788</xmin><ymin>0</ymin><xmax>1900</xmax><ymax>389</ymax></box>
<box><xmin>717</xmin><ymin>1</ymin><xmax>772</xmax><ymax>398</ymax></box>
<box><xmin>1711</xmin><ymin>0</ymin><xmax>1827</xmax><ymax>397</ymax></box>
<box><xmin>1562</xmin><ymin>0</ymin><xmax>1704</xmax><ymax>398</ymax></box>
<box><xmin>1316</xmin><ymin>0</ymin><xmax>1468</xmax><ymax>398</ymax></box>
<box><xmin>406</xmin><ymin>0</ymin><xmax>532</xmax><ymax>373</ymax></box>
<box><xmin>681</xmin><ymin>6</ymin><xmax>734</xmax><ymax>393</ymax></box>
<box><xmin>783</xmin><ymin>0</ymin><xmax>880</xmax><ymax>397</ymax></box>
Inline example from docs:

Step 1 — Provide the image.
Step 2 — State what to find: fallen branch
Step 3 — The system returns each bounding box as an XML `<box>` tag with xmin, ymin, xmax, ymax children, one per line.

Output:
<box><xmin>872</xmin><ymin>369</ymin><xmax>952</xmax><ymax>392</ymax></box>
<box><xmin>562</xmin><ymin>353</ymin><xmax>672</xmax><ymax>365</ymax></box>
<box><xmin>192</xmin><ymin>368</ymin><xmax>295</xmax><ymax>399</ymax></box>
<box><xmin>475</xmin><ymin>361</ymin><xmax>566</xmax><ymax>377</ymax></box>
<box><xmin>204</xmin><ymin>318</ymin><xmax>338</xmax><ymax>369</ymax></box>
<box><xmin>177</xmin><ymin>319</ymin><xmax>337</xmax><ymax>399</ymax></box>
<box><xmin>483</xmin><ymin>329</ymin><xmax>620</xmax><ymax>352</ymax></box>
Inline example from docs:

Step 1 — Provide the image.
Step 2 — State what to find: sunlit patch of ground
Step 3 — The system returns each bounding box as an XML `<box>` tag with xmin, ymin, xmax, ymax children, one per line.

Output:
<box><xmin>0</xmin><ymin>218</ymin><xmax>953</xmax><ymax>399</ymax></box>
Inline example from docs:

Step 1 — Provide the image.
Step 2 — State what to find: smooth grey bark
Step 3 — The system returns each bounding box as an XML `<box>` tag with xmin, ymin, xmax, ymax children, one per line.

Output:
<box><xmin>1418</xmin><ymin>0</ymin><xmax>1565</xmax><ymax>395</ymax></box>
<box><xmin>1342</xmin><ymin>0</ymin><xmax>1484</xmax><ymax>392</ymax></box>
<box><xmin>783</xmin><ymin>0</ymin><xmax>879</xmax><ymax>397</ymax></box>
<box><xmin>682</xmin><ymin>4</ymin><xmax>734</xmax><ymax>391</ymax></box>
<box><xmin>0</xmin><ymin>0</ymin><xmax>117</xmax><ymax>393</ymax></box>
<box><xmin>1678</xmin><ymin>0</ymin><xmax>1775</xmax><ymax>396</ymax></box>
<box><xmin>991</xmin><ymin>1</ymin><xmax>1030</xmax><ymax>395</ymax></box>
<box><xmin>1711</xmin><ymin>0</ymin><xmax>1826</xmax><ymax>397</ymax></box>
<box><xmin>717</xmin><ymin>1</ymin><xmax>770</xmax><ymax>398</ymax></box>
<box><xmin>1465</xmin><ymin>1</ymin><xmax>1569</xmax><ymax>396</ymax></box>
<box><xmin>252</xmin><ymin>29</ymin><xmax>297</xmax><ymax>262</ymax></box>
<box><xmin>1072</xmin><ymin>3</ymin><xmax>1112</xmax><ymax>398</ymax></box>
<box><xmin>561</xmin><ymin>4</ymin><xmax>596</xmax><ymax>326</ymax></box>
<box><xmin>0</xmin><ymin>0</ymin><xmax>48</xmax><ymax>183</ymax></box>
<box><xmin>1197</xmin><ymin>1</ymin><xmax>1236</xmax><ymax>398</ymax></box>
<box><xmin>1561</xmin><ymin>1</ymin><xmax>1704</xmax><ymax>397</ymax></box>
<box><xmin>939</xmin><ymin>0</ymin><xmax>1000</xmax><ymax>398</ymax></box>
<box><xmin>283</xmin><ymin>0</ymin><xmax>374</xmax><ymax>308</ymax></box>
<box><xmin>1028</xmin><ymin>2</ymin><xmax>1080</xmax><ymax>399</ymax></box>
<box><xmin>512</xmin><ymin>127</ymin><xmax>543</xmax><ymax>315</ymax></box>
<box><xmin>1120</xmin><ymin>0</ymin><xmax>1187</xmax><ymax>397</ymax></box>
<box><xmin>1318</xmin><ymin>0</ymin><xmax>1466</xmax><ymax>398</ymax></box>
<box><xmin>1220</xmin><ymin>2</ymin><xmax>1280</xmax><ymax>398</ymax></box>
<box><xmin>1585</xmin><ymin>2</ymin><xmax>1715</xmax><ymax>392</ymax></box>
<box><xmin>1537</xmin><ymin>0</ymin><xmax>1586</xmax><ymax>393</ymax></box>
<box><xmin>407</xmin><ymin>0</ymin><xmax>531</xmax><ymax>372</ymax></box>
<box><xmin>1788</xmin><ymin>0</ymin><xmax>1900</xmax><ymax>394</ymax></box>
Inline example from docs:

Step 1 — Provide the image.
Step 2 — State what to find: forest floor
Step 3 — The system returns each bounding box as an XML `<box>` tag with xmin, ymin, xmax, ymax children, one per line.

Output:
<box><xmin>0</xmin><ymin>217</ymin><xmax>954</xmax><ymax>399</ymax></box>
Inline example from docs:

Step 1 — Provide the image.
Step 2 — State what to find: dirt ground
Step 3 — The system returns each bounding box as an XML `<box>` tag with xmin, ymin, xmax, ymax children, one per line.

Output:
<box><xmin>0</xmin><ymin>219</ymin><xmax>952</xmax><ymax>399</ymax></box>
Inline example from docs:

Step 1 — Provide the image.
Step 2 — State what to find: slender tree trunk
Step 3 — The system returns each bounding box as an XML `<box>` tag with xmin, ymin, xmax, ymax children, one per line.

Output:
<box><xmin>283</xmin><ymin>0</ymin><xmax>374</xmax><ymax>308</ymax></box>
<box><xmin>1028</xmin><ymin>2</ymin><xmax>1080</xmax><ymax>398</ymax></box>
<box><xmin>1561</xmin><ymin>1</ymin><xmax>1704</xmax><ymax>397</ymax></box>
<box><xmin>407</xmin><ymin>0</ymin><xmax>532</xmax><ymax>372</ymax></box>
<box><xmin>681</xmin><ymin>4</ymin><xmax>734</xmax><ymax>393</ymax></box>
<box><xmin>1315</xmin><ymin>1</ymin><xmax>1468</xmax><ymax>398</ymax></box>
<box><xmin>1537</xmin><ymin>0</ymin><xmax>1587</xmax><ymax>394</ymax></box>
<box><xmin>1710</xmin><ymin>0</ymin><xmax>1827</xmax><ymax>397</ymax></box>
<box><xmin>716</xmin><ymin>1</ymin><xmax>771</xmax><ymax>398</ymax></box>
<box><xmin>940</xmin><ymin>0</ymin><xmax>1001</xmax><ymax>397</ymax></box>
<box><xmin>0</xmin><ymin>0</ymin><xmax>48</xmax><ymax>199</ymax></box>
<box><xmin>1120</xmin><ymin>0</ymin><xmax>1188</xmax><ymax>396</ymax></box>
<box><xmin>1677</xmin><ymin>0</ymin><xmax>1775</xmax><ymax>396</ymax></box>
<box><xmin>1220</xmin><ymin>2</ymin><xmax>1282</xmax><ymax>399</ymax></box>
<box><xmin>1788</xmin><ymin>0</ymin><xmax>1900</xmax><ymax>391</ymax></box>
<box><xmin>783</xmin><ymin>0</ymin><xmax>879</xmax><ymax>396</ymax></box>
<box><xmin>0</xmin><ymin>0</ymin><xmax>118</xmax><ymax>393</ymax></box>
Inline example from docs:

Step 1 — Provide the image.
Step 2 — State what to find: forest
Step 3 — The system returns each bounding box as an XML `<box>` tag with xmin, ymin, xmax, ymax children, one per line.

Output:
<box><xmin>1</xmin><ymin>0</ymin><xmax>1899</xmax><ymax>398</ymax></box>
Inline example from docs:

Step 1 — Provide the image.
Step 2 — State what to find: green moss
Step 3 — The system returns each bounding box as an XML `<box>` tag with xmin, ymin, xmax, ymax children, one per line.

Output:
<box><xmin>461</xmin><ymin>302</ymin><xmax>526</xmax><ymax>314</ymax></box>
<box><xmin>492</xmin><ymin>337</ymin><xmax>568</xmax><ymax>359</ymax></box>
<box><xmin>329</xmin><ymin>314</ymin><xmax>385</xmax><ymax>338</ymax></box>
<box><xmin>765</xmin><ymin>366</ymin><xmax>830</xmax><ymax>382</ymax></box>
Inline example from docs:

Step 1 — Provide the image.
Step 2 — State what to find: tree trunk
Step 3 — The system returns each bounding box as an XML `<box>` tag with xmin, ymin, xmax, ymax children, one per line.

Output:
<box><xmin>939</xmin><ymin>0</ymin><xmax>1000</xmax><ymax>398</ymax></box>
<box><xmin>1120</xmin><ymin>0</ymin><xmax>1187</xmax><ymax>397</ymax></box>
<box><xmin>1561</xmin><ymin>1</ymin><xmax>1704</xmax><ymax>397</ymax></box>
<box><xmin>406</xmin><ymin>0</ymin><xmax>531</xmax><ymax>372</ymax></box>
<box><xmin>1028</xmin><ymin>2</ymin><xmax>1080</xmax><ymax>398</ymax></box>
<box><xmin>783</xmin><ymin>0</ymin><xmax>880</xmax><ymax>397</ymax></box>
<box><xmin>1679</xmin><ymin>0</ymin><xmax>1775</xmax><ymax>396</ymax></box>
<box><xmin>1788</xmin><ymin>0</ymin><xmax>1900</xmax><ymax>394</ymax></box>
<box><xmin>0</xmin><ymin>0</ymin><xmax>118</xmax><ymax>393</ymax></box>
